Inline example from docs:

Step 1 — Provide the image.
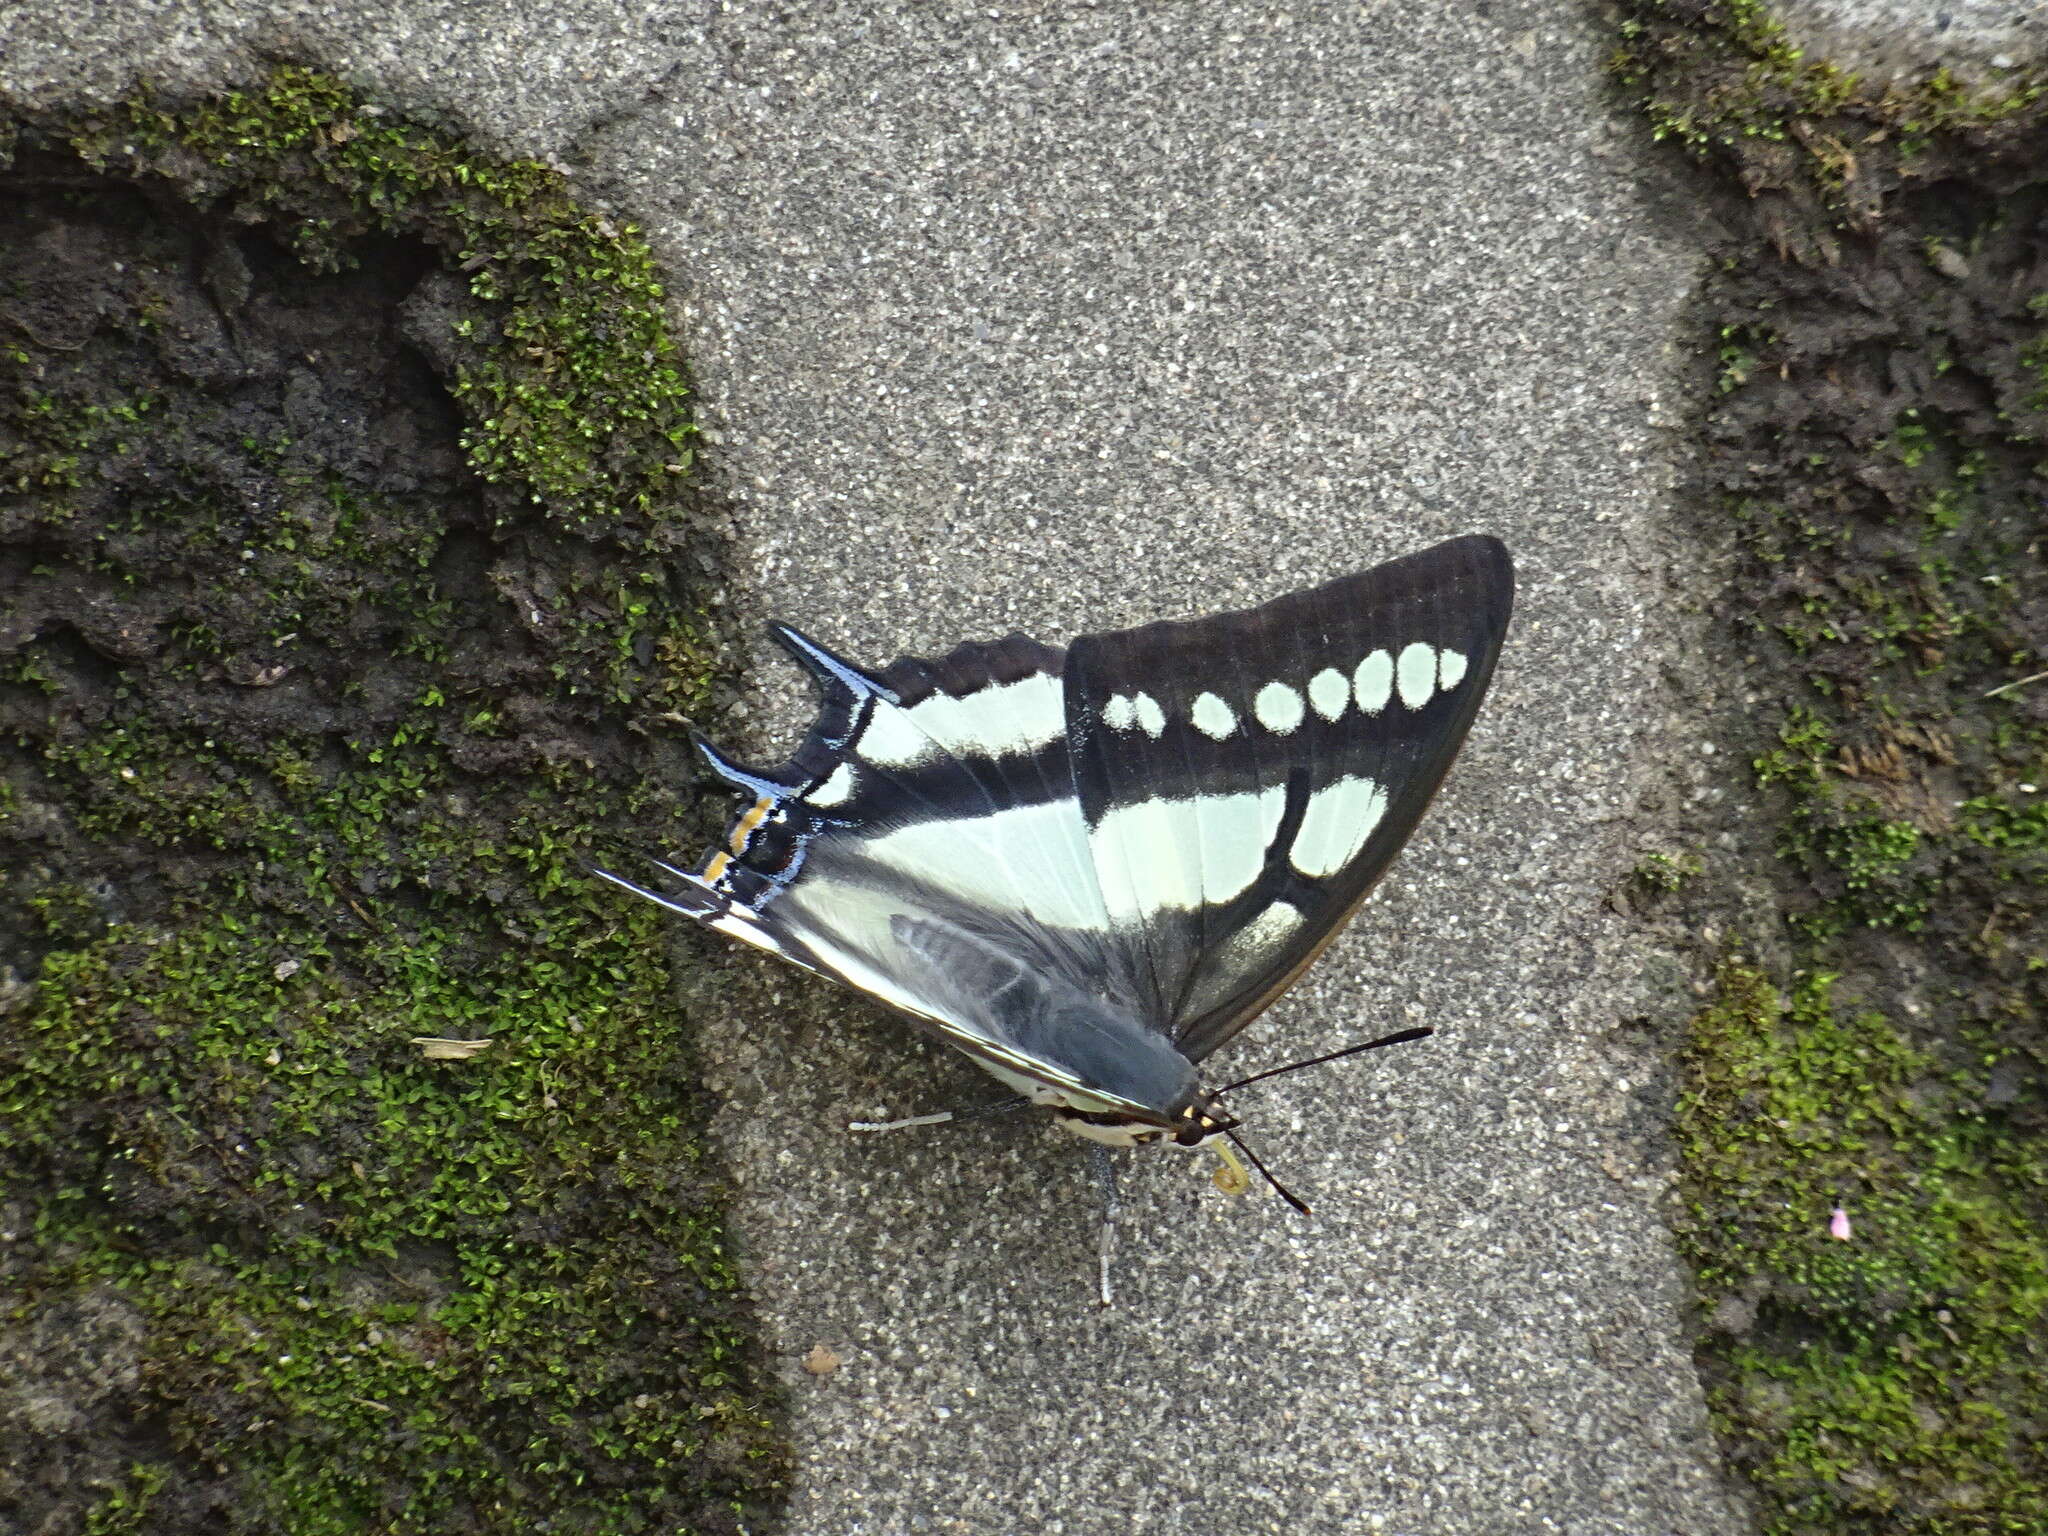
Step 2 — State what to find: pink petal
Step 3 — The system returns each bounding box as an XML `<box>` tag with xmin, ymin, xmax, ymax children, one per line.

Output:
<box><xmin>1829</xmin><ymin>1206</ymin><xmax>1852</xmax><ymax>1241</ymax></box>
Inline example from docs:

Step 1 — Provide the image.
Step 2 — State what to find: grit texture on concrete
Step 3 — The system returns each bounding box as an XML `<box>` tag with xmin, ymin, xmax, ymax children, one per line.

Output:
<box><xmin>1771</xmin><ymin>0</ymin><xmax>2045</xmax><ymax>78</ymax></box>
<box><xmin>6</xmin><ymin>5</ymin><xmax>1761</xmax><ymax>1534</ymax></box>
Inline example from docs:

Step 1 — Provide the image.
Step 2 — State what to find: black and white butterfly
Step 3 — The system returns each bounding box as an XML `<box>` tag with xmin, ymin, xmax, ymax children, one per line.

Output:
<box><xmin>601</xmin><ymin>535</ymin><xmax>1512</xmax><ymax>1197</ymax></box>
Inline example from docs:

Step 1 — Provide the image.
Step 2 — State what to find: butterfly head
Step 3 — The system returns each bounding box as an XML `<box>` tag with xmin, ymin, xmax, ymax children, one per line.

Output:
<box><xmin>1049</xmin><ymin>1090</ymin><xmax>1238</xmax><ymax>1150</ymax></box>
<box><xmin>1171</xmin><ymin>1091</ymin><xmax>1238</xmax><ymax>1148</ymax></box>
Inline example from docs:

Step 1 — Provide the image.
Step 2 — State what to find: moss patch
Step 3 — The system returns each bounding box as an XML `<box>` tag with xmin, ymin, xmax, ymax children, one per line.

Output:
<box><xmin>1680</xmin><ymin>965</ymin><xmax>2045</xmax><ymax>1531</ymax></box>
<box><xmin>1616</xmin><ymin>5</ymin><xmax>2047</xmax><ymax>1533</ymax></box>
<box><xmin>0</xmin><ymin>69</ymin><xmax>785</xmax><ymax>1533</ymax></box>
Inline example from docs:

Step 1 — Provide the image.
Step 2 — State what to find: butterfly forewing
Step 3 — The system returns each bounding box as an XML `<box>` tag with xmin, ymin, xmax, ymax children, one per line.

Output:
<box><xmin>1063</xmin><ymin>535</ymin><xmax>1513</xmax><ymax>1062</ymax></box>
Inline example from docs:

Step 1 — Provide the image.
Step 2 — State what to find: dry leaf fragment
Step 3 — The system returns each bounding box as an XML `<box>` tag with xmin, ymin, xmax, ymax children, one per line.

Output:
<box><xmin>802</xmin><ymin>1344</ymin><xmax>841</xmax><ymax>1376</ymax></box>
<box><xmin>411</xmin><ymin>1037</ymin><xmax>493</xmax><ymax>1060</ymax></box>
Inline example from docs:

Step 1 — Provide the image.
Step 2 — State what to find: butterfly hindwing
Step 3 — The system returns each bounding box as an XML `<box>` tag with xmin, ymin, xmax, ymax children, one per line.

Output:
<box><xmin>610</xmin><ymin>622</ymin><xmax>1195</xmax><ymax>1118</ymax></box>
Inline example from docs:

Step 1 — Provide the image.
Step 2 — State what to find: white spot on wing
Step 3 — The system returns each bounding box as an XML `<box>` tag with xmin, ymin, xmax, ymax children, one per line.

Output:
<box><xmin>1088</xmin><ymin>795</ymin><xmax>1201</xmax><ymax>927</ymax></box>
<box><xmin>750</xmin><ymin>869</ymin><xmax>1169</xmax><ymax>1120</ymax></box>
<box><xmin>857</xmin><ymin>797</ymin><xmax>1108</xmax><ymax>930</ymax></box>
<box><xmin>760</xmin><ymin>881</ymin><xmax>1151</xmax><ymax>1115</ymax></box>
<box><xmin>910</xmin><ymin>672</ymin><xmax>1066</xmax><ymax>757</ymax></box>
<box><xmin>1093</xmin><ymin>783</ymin><xmax>1287</xmax><ymax>921</ymax></box>
<box><xmin>858</xmin><ymin>673</ymin><xmax>1067</xmax><ymax>767</ymax></box>
<box><xmin>1182</xmin><ymin>898</ymin><xmax>1307</xmax><ymax>1018</ymax></box>
<box><xmin>1353</xmin><ymin>651</ymin><xmax>1393</xmax><ymax>714</ymax></box>
<box><xmin>1104</xmin><ymin>691</ymin><xmax>1168</xmax><ymax>738</ymax></box>
<box><xmin>1253</xmin><ymin>680</ymin><xmax>1305</xmax><ymax>735</ymax></box>
<box><xmin>1290</xmin><ymin>775</ymin><xmax>1388</xmax><ymax>878</ymax></box>
<box><xmin>1191</xmin><ymin>692</ymin><xmax>1237</xmax><ymax>740</ymax></box>
<box><xmin>772</xmin><ymin>874</ymin><xmax>963</xmax><ymax>1024</ymax></box>
<box><xmin>854</xmin><ymin>701</ymin><xmax>937</xmax><ymax>767</ymax></box>
<box><xmin>709</xmin><ymin>912</ymin><xmax>782</xmax><ymax>953</ymax></box>
<box><xmin>1308</xmin><ymin>667</ymin><xmax>1349</xmax><ymax>721</ymax></box>
<box><xmin>807</xmin><ymin>761</ymin><xmax>857</xmax><ymax>807</ymax></box>
<box><xmin>1396</xmin><ymin>643</ymin><xmax>1437</xmax><ymax>710</ymax></box>
<box><xmin>1192</xmin><ymin>782</ymin><xmax>1289</xmax><ymax>907</ymax></box>
<box><xmin>1438</xmin><ymin>648</ymin><xmax>1469</xmax><ymax>691</ymax></box>
<box><xmin>1233</xmin><ymin>899</ymin><xmax>1303</xmax><ymax>954</ymax></box>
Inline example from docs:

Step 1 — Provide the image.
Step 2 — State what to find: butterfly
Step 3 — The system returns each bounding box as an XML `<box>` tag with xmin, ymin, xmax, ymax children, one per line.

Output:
<box><xmin>599</xmin><ymin>535</ymin><xmax>1512</xmax><ymax>1203</ymax></box>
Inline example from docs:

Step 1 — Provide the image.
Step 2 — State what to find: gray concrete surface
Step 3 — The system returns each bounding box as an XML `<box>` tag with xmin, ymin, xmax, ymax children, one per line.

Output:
<box><xmin>4</xmin><ymin>4</ymin><xmax>1780</xmax><ymax>1533</ymax></box>
<box><xmin>1773</xmin><ymin>0</ymin><xmax>2045</xmax><ymax>78</ymax></box>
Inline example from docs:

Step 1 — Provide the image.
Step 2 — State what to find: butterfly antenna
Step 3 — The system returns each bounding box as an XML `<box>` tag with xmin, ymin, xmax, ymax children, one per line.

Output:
<box><xmin>1213</xmin><ymin>1026</ymin><xmax>1434</xmax><ymax>1095</ymax></box>
<box><xmin>1225</xmin><ymin>1127</ymin><xmax>1311</xmax><ymax>1216</ymax></box>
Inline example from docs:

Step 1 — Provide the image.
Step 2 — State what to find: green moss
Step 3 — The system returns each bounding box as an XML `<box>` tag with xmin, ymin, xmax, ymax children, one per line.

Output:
<box><xmin>1680</xmin><ymin>965</ymin><xmax>2046</xmax><ymax>1531</ymax></box>
<box><xmin>1</xmin><ymin>392</ymin><xmax>158</xmax><ymax>497</ymax></box>
<box><xmin>1618</xmin><ymin>8</ymin><xmax>2048</xmax><ymax>1534</ymax></box>
<box><xmin>105</xmin><ymin>69</ymin><xmax>698</xmax><ymax>540</ymax></box>
<box><xmin>2023</xmin><ymin>296</ymin><xmax>2048</xmax><ymax>414</ymax></box>
<box><xmin>15</xmin><ymin>907</ymin><xmax>772</xmax><ymax>1534</ymax></box>
<box><xmin>1613</xmin><ymin>1</ymin><xmax>2045</xmax><ymax>177</ymax></box>
<box><xmin>2</xmin><ymin>67</ymin><xmax>784</xmax><ymax>1531</ymax></box>
<box><xmin>1735</xmin><ymin>428</ymin><xmax>2042</xmax><ymax>937</ymax></box>
<box><xmin>1612</xmin><ymin>0</ymin><xmax>1864</xmax><ymax>154</ymax></box>
<box><xmin>1717</xmin><ymin>322</ymin><xmax>1778</xmax><ymax>394</ymax></box>
<box><xmin>1959</xmin><ymin>792</ymin><xmax>2048</xmax><ymax>854</ymax></box>
<box><xmin>81</xmin><ymin>1463</ymin><xmax>168</xmax><ymax>1536</ymax></box>
<box><xmin>1632</xmin><ymin>849</ymin><xmax>1704</xmax><ymax>894</ymax></box>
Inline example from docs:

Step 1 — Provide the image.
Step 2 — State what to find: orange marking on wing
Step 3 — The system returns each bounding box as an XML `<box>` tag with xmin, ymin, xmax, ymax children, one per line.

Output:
<box><xmin>728</xmin><ymin>795</ymin><xmax>775</xmax><ymax>854</ymax></box>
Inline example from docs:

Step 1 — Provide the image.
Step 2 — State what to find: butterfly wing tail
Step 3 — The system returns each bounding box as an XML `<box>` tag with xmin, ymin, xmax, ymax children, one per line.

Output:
<box><xmin>590</xmin><ymin>860</ymin><xmax>832</xmax><ymax>976</ymax></box>
<box><xmin>589</xmin><ymin>861</ymin><xmax>720</xmax><ymax>919</ymax></box>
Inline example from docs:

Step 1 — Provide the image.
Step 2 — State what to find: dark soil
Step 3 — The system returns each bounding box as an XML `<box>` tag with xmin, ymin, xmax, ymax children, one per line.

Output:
<box><xmin>1</xmin><ymin>75</ymin><xmax>784</xmax><ymax>1534</ymax></box>
<box><xmin>0</xmin><ymin>152</ymin><xmax>476</xmax><ymax>962</ymax></box>
<box><xmin>1616</xmin><ymin>7</ymin><xmax>2046</xmax><ymax>1534</ymax></box>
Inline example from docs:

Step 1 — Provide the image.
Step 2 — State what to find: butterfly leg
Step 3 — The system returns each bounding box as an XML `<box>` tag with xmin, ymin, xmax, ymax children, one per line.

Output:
<box><xmin>847</xmin><ymin>1094</ymin><xmax>1030</xmax><ymax>1133</ymax></box>
<box><xmin>846</xmin><ymin>1111</ymin><xmax>956</xmax><ymax>1132</ymax></box>
<box><xmin>1090</xmin><ymin>1144</ymin><xmax>1120</xmax><ymax>1308</ymax></box>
